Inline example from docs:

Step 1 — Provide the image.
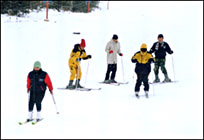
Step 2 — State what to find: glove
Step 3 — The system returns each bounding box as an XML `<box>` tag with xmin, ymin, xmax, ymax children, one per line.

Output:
<box><xmin>27</xmin><ymin>88</ymin><xmax>30</xmax><ymax>93</ymax></box>
<box><xmin>50</xmin><ymin>90</ymin><xmax>53</xmax><ymax>94</ymax></box>
<box><xmin>131</xmin><ymin>59</ymin><xmax>137</xmax><ymax>63</ymax></box>
<box><xmin>170</xmin><ymin>50</ymin><xmax>173</xmax><ymax>54</ymax></box>
<box><xmin>76</xmin><ymin>58</ymin><xmax>81</xmax><ymax>62</ymax></box>
<box><xmin>148</xmin><ymin>58</ymin><xmax>154</xmax><ymax>63</ymax></box>
<box><xmin>87</xmin><ymin>55</ymin><xmax>92</xmax><ymax>59</ymax></box>
<box><xmin>109</xmin><ymin>50</ymin><xmax>113</xmax><ymax>54</ymax></box>
<box><xmin>119</xmin><ymin>53</ymin><xmax>123</xmax><ymax>56</ymax></box>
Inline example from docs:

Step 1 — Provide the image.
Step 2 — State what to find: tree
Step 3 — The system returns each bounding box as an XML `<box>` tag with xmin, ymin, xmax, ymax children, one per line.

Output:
<box><xmin>0</xmin><ymin>1</ymin><xmax>100</xmax><ymax>16</ymax></box>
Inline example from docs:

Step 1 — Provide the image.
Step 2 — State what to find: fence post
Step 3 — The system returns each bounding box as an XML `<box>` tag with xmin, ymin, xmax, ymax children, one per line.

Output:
<box><xmin>44</xmin><ymin>1</ymin><xmax>49</xmax><ymax>21</ymax></box>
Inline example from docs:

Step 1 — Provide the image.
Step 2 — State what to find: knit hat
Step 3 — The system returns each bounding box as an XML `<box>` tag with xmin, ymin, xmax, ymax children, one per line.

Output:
<box><xmin>34</xmin><ymin>61</ymin><xmax>41</xmax><ymax>68</ymax></box>
<box><xmin>158</xmin><ymin>34</ymin><xmax>164</xmax><ymax>38</ymax></box>
<box><xmin>112</xmin><ymin>34</ymin><xmax>118</xmax><ymax>40</ymax></box>
<box><xmin>80</xmin><ymin>39</ymin><xmax>86</xmax><ymax>47</ymax></box>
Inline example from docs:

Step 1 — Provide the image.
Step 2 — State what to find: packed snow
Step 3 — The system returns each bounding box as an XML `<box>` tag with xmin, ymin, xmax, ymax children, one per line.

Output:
<box><xmin>1</xmin><ymin>1</ymin><xmax>203</xmax><ymax>139</ymax></box>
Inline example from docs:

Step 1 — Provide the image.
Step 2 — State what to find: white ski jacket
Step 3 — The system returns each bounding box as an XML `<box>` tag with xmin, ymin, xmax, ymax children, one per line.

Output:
<box><xmin>105</xmin><ymin>40</ymin><xmax>121</xmax><ymax>64</ymax></box>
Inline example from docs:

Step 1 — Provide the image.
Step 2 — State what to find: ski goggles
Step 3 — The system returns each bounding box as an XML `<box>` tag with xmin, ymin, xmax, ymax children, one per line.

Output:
<box><xmin>140</xmin><ymin>48</ymin><xmax>147</xmax><ymax>52</ymax></box>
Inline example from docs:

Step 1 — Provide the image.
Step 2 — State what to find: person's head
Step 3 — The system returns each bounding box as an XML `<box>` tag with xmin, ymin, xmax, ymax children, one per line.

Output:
<box><xmin>157</xmin><ymin>34</ymin><xmax>164</xmax><ymax>42</ymax></box>
<box><xmin>140</xmin><ymin>43</ymin><xmax>147</xmax><ymax>55</ymax></box>
<box><xmin>112</xmin><ymin>34</ymin><xmax>118</xmax><ymax>43</ymax></box>
<box><xmin>33</xmin><ymin>61</ymin><xmax>41</xmax><ymax>71</ymax></box>
<box><xmin>80</xmin><ymin>39</ymin><xmax>86</xmax><ymax>50</ymax></box>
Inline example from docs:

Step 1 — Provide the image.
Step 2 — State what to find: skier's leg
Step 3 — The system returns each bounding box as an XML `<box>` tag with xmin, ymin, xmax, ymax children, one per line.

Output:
<box><xmin>28</xmin><ymin>91</ymin><xmax>34</xmax><ymax>120</ymax></box>
<box><xmin>28</xmin><ymin>91</ymin><xmax>35</xmax><ymax>112</ymax></box>
<box><xmin>77</xmin><ymin>66</ymin><xmax>82</xmax><ymax>80</ymax></box>
<box><xmin>135</xmin><ymin>73</ymin><xmax>142</xmax><ymax>92</ymax></box>
<box><xmin>105</xmin><ymin>64</ymin><xmax>112</xmax><ymax>81</ymax></box>
<box><xmin>153</xmin><ymin>59</ymin><xmax>160</xmax><ymax>82</ymax></box>
<box><xmin>160</xmin><ymin>59</ymin><xmax>167</xmax><ymax>75</ymax></box>
<box><xmin>160</xmin><ymin>59</ymin><xmax>171</xmax><ymax>82</ymax></box>
<box><xmin>67</xmin><ymin>65</ymin><xmax>76</xmax><ymax>89</ymax></box>
<box><xmin>36</xmin><ymin>91</ymin><xmax>45</xmax><ymax>112</ymax></box>
<box><xmin>69</xmin><ymin>66</ymin><xmax>76</xmax><ymax>81</ymax></box>
<box><xmin>75</xmin><ymin>66</ymin><xmax>83</xmax><ymax>88</ymax></box>
<box><xmin>35</xmin><ymin>91</ymin><xmax>45</xmax><ymax>120</ymax></box>
<box><xmin>110</xmin><ymin>64</ymin><xmax>117</xmax><ymax>82</ymax></box>
<box><xmin>143</xmin><ymin>74</ymin><xmax>149</xmax><ymax>92</ymax></box>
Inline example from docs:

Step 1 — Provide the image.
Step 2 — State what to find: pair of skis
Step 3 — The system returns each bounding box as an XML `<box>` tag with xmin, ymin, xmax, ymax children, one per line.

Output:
<box><xmin>58</xmin><ymin>81</ymin><xmax>129</xmax><ymax>91</ymax></box>
<box><xmin>99</xmin><ymin>81</ymin><xmax>129</xmax><ymax>86</ymax></box>
<box><xmin>19</xmin><ymin>118</ymin><xmax>43</xmax><ymax>125</ymax></box>
<box><xmin>58</xmin><ymin>87</ymin><xmax>101</xmax><ymax>91</ymax></box>
<box><xmin>135</xmin><ymin>93</ymin><xmax>149</xmax><ymax>99</ymax></box>
<box><xmin>149</xmin><ymin>80</ymin><xmax>178</xmax><ymax>85</ymax></box>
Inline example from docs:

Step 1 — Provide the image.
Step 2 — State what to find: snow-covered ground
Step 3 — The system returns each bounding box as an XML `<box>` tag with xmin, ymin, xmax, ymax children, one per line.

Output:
<box><xmin>1</xmin><ymin>1</ymin><xmax>203</xmax><ymax>139</ymax></box>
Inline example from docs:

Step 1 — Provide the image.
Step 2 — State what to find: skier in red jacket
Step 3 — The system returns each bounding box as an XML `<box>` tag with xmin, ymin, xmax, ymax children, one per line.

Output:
<box><xmin>27</xmin><ymin>61</ymin><xmax>53</xmax><ymax>121</ymax></box>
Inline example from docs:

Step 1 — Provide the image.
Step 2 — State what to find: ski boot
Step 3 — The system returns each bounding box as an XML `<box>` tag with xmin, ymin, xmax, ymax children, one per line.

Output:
<box><xmin>135</xmin><ymin>92</ymin><xmax>139</xmax><ymax>98</ymax></box>
<box><xmin>163</xmin><ymin>74</ymin><xmax>171</xmax><ymax>83</ymax></box>
<box><xmin>104</xmin><ymin>79</ymin><xmax>111</xmax><ymax>83</ymax></box>
<box><xmin>66</xmin><ymin>80</ymin><xmax>76</xmax><ymax>89</ymax></box>
<box><xmin>153</xmin><ymin>75</ymin><xmax>160</xmax><ymax>83</ymax></box>
<box><xmin>75</xmin><ymin>79</ymin><xmax>84</xmax><ymax>88</ymax></box>
<box><xmin>36</xmin><ymin>111</ymin><xmax>41</xmax><ymax>121</ymax></box>
<box><xmin>109</xmin><ymin>79</ymin><xmax>117</xmax><ymax>83</ymax></box>
<box><xmin>27</xmin><ymin>111</ymin><xmax>33</xmax><ymax>122</ymax></box>
<box><xmin>145</xmin><ymin>91</ymin><xmax>149</xmax><ymax>98</ymax></box>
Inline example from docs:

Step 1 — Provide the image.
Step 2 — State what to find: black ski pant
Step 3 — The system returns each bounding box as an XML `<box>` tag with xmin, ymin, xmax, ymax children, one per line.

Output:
<box><xmin>135</xmin><ymin>72</ymin><xmax>149</xmax><ymax>92</ymax></box>
<box><xmin>105</xmin><ymin>64</ymin><xmax>117</xmax><ymax>80</ymax></box>
<box><xmin>28</xmin><ymin>90</ymin><xmax>45</xmax><ymax>112</ymax></box>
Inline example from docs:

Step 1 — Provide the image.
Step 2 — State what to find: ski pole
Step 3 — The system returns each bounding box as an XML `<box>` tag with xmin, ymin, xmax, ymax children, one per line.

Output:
<box><xmin>132</xmin><ymin>70</ymin><xmax>135</xmax><ymax>82</ymax></box>
<box><xmin>28</xmin><ymin>92</ymin><xmax>30</xmax><ymax>104</ymax></box>
<box><xmin>171</xmin><ymin>55</ymin><xmax>176</xmax><ymax>81</ymax></box>
<box><xmin>51</xmin><ymin>94</ymin><xmax>59</xmax><ymax>114</ymax></box>
<box><xmin>151</xmin><ymin>65</ymin><xmax>155</xmax><ymax>96</ymax></box>
<box><xmin>84</xmin><ymin>60</ymin><xmax>90</xmax><ymax>87</ymax></box>
<box><xmin>121</xmin><ymin>56</ymin><xmax>125</xmax><ymax>82</ymax></box>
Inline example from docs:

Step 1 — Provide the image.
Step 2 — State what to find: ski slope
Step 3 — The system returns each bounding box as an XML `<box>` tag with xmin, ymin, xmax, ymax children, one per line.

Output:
<box><xmin>1</xmin><ymin>1</ymin><xmax>203</xmax><ymax>139</ymax></box>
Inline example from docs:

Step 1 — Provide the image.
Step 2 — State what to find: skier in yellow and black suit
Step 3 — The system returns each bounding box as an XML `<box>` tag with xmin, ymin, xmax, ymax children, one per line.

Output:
<box><xmin>131</xmin><ymin>43</ymin><xmax>155</xmax><ymax>98</ymax></box>
<box><xmin>66</xmin><ymin>39</ymin><xmax>92</xmax><ymax>89</ymax></box>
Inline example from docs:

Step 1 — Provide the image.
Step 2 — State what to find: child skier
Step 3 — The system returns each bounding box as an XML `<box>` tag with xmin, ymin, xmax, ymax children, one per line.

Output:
<box><xmin>66</xmin><ymin>39</ymin><xmax>92</xmax><ymax>89</ymax></box>
<box><xmin>131</xmin><ymin>43</ymin><xmax>154</xmax><ymax>98</ymax></box>
<box><xmin>27</xmin><ymin>61</ymin><xmax>53</xmax><ymax>121</ymax></box>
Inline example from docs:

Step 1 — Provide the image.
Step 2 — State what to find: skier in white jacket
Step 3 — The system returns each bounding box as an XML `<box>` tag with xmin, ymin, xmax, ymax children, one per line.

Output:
<box><xmin>104</xmin><ymin>34</ymin><xmax>123</xmax><ymax>83</ymax></box>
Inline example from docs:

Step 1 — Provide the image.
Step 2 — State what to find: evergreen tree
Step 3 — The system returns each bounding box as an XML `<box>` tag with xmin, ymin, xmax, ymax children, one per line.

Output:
<box><xmin>1</xmin><ymin>1</ymin><xmax>100</xmax><ymax>16</ymax></box>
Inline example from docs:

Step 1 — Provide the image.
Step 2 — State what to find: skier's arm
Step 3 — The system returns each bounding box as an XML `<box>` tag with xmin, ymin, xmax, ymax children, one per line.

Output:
<box><xmin>131</xmin><ymin>53</ymin><xmax>138</xmax><ymax>63</ymax></box>
<box><xmin>81</xmin><ymin>50</ymin><xmax>91</xmax><ymax>60</ymax></box>
<box><xmin>105</xmin><ymin>42</ymin><xmax>111</xmax><ymax>53</ymax></box>
<box><xmin>117</xmin><ymin>42</ymin><xmax>121</xmax><ymax>54</ymax></box>
<box><xmin>117</xmin><ymin>43</ymin><xmax>123</xmax><ymax>56</ymax></box>
<box><xmin>165</xmin><ymin>42</ymin><xmax>173</xmax><ymax>54</ymax></box>
<box><xmin>148</xmin><ymin>54</ymin><xmax>155</xmax><ymax>63</ymax></box>
<box><xmin>44</xmin><ymin>74</ymin><xmax>53</xmax><ymax>93</ymax></box>
<box><xmin>149</xmin><ymin>43</ymin><xmax>156</xmax><ymax>54</ymax></box>
<box><xmin>27</xmin><ymin>75</ymin><xmax>31</xmax><ymax>93</ymax></box>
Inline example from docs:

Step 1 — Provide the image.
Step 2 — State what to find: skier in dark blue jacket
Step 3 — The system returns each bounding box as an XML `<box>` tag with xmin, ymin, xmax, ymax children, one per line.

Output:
<box><xmin>27</xmin><ymin>61</ymin><xmax>53</xmax><ymax>121</ymax></box>
<box><xmin>149</xmin><ymin>34</ymin><xmax>173</xmax><ymax>83</ymax></box>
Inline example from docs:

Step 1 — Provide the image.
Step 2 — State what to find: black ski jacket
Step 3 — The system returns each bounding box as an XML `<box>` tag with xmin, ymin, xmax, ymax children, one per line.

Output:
<box><xmin>149</xmin><ymin>41</ymin><xmax>173</xmax><ymax>59</ymax></box>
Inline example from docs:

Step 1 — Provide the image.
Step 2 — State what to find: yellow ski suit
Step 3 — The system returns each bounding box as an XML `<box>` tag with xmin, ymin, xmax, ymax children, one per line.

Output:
<box><xmin>69</xmin><ymin>44</ymin><xmax>89</xmax><ymax>80</ymax></box>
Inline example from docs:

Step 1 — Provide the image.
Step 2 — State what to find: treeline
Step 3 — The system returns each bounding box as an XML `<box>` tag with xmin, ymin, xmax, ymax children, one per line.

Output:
<box><xmin>1</xmin><ymin>1</ymin><xmax>100</xmax><ymax>17</ymax></box>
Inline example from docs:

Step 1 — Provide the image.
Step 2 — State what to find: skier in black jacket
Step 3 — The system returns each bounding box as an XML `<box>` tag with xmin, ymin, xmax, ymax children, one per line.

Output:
<box><xmin>149</xmin><ymin>34</ymin><xmax>173</xmax><ymax>83</ymax></box>
<box><xmin>27</xmin><ymin>61</ymin><xmax>53</xmax><ymax>121</ymax></box>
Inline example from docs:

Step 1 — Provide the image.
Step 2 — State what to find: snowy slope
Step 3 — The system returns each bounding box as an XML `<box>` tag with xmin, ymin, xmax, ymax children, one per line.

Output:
<box><xmin>1</xmin><ymin>1</ymin><xmax>203</xmax><ymax>139</ymax></box>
